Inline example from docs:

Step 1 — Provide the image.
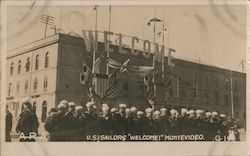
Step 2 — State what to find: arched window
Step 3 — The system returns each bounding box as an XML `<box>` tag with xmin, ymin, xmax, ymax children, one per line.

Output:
<box><xmin>224</xmin><ymin>95</ymin><xmax>229</xmax><ymax>106</ymax></box>
<box><xmin>34</xmin><ymin>78</ymin><xmax>38</xmax><ymax>93</ymax></box>
<box><xmin>17</xmin><ymin>60</ymin><xmax>21</xmax><ymax>74</ymax></box>
<box><xmin>204</xmin><ymin>74</ymin><xmax>208</xmax><ymax>88</ymax></box>
<box><xmin>123</xmin><ymin>82</ymin><xmax>128</xmax><ymax>98</ymax></box>
<box><xmin>24</xmin><ymin>80</ymin><xmax>28</xmax><ymax>93</ymax></box>
<box><xmin>192</xmin><ymin>73</ymin><xmax>197</xmax><ymax>87</ymax></box>
<box><xmin>35</xmin><ymin>55</ymin><xmax>39</xmax><ymax>70</ymax></box>
<box><xmin>10</xmin><ymin>62</ymin><xmax>14</xmax><ymax>75</ymax></box>
<box><xmin>45</xmin><ymin>52</ymin><xmax>49</xmax><ymax>68</ymax></box>
<box><xmin>25</xmin><ymin>57</ymin><xmax>30</xmax><ymax>72</ymax></box>
<box><xmin>41</xmin><ymin>101</ymin><xmax>47</xmax><ymax>122</ymax></box>
<box><xmin>8</xmin><ymin>83</ymin><xmax>12</xmax><ymax>96</ymax></box>
<box><xmin>43</xmin><ymin>77</ymin><xmax>48</xmax><ymax>92</ymax></box>
<box><xmin>204</xmin><ymin>93</ymin><xmax>208</xmax><ymax>104</ymax></box>
<box><xmin>33</xmin><ymin>102</ymin><xmax>37</xmax><ymax>114</ymax></box>
<box><xmin>16</xmin><ymin>82</ymin><xmax>20</xmax><ymax>94</ymax></box>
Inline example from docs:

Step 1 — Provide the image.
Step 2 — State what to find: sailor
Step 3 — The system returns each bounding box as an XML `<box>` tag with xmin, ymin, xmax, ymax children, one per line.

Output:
<box><xmin>98</xmin><ymin>106</ymin><xmax>112</xmax><ymax>136</ymax></box>
<box><xmin>114</xmin><ymin>103</ymin><xmax>128</xmax><ymax>135</ymax></box>
<box><xmin>144</xmin><ymin>108</ymin><xmax>154</xmax><ymax>135</ymax></box>
<box><xmin>159</xmin><ymin>108</ymin><xmax>170</xmax><ymax>135</ymax></box>
<box><xmin>152</xmin><ymin>110</ymin><xmax>163</xmax><ymax>134</ymax></box>
<box><xmin>134</xmin><ymin>111</ymin><xmax>146</xmax><ymax>135</ymax></box>
<box><xmin>84</xmin><ymin>101</ymin><xmax>98</xmax><ymax>137</ymax></box>
<box><xmin>168</xmin><ymin>109</ymin><xmax>178</xmax><ymax>135</ymax></box>
<box><xmin>186</xmin><ymin>110</ymin><xmax>196</xmax><ymax>134</ymax></box>
<box><xmin>178</xmin><ymin>108</ymin><xmax>188</xmax><ymax>135</ymax></box>
<box><xmin>74</xmin><ymin>106</ymin><xmax>86</xmax><ymax>141</ymax></box>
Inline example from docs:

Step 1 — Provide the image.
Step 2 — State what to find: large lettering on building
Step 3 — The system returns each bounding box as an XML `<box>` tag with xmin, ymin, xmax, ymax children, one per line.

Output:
<box><xmin>82</xmin><ymin>30</ymin><xmax>175</xmax><ymax>66</ymax></box>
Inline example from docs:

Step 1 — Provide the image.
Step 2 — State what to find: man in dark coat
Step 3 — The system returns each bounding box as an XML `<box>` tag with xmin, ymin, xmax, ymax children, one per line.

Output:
<box><xmin>177</xmin><ymin>108</ymin><xmax>189</xmax><ymax>135</ymax></box>
<box><xmin>16</xmin><ymin>101</ymin><xmax>38</xmax><ymax>142</ymax></box>
<box><xmin>113</xmin><ymin>104</ymin><xmax>128</xmax><ymax>135</ymax></box>
<box><xmin>6</xmin><ymin>105</ymin><xmax>12</xmax><ymax>142</ymax></box>
<box><xmin>144</xmin><ymin>108</ymin><xmax>154</xmax><ymax>135</ymax></box>
<box><xmin>44</xmin><ymin>108</ymin><xmax>58</xmax><ymax>141</ymax></box>
<box><xmin>159</xmin><ymin>108</ymin><xmax>170</xmax><ymax>135</ymax></box>
<box><xmin>48</xmin><ymin>100</ymin><xmax>68</xmax><ymax>141</ymax></box>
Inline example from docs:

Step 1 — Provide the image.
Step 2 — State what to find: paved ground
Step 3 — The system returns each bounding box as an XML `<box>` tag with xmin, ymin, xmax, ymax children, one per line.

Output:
<box><xmin>9</xmin><ymin>128</ymin><xmax>246</xmax><ymax>142</ymax></box>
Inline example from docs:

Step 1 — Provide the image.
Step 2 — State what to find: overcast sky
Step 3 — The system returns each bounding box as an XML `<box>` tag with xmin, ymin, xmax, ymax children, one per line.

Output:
<box><xmin>7</xmin><ymin>5</ymin><xmax>247</xmax><ymax>72</ymax></box>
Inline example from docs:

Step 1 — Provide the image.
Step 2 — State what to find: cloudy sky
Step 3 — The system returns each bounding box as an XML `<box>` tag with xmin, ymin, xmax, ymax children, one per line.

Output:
<box><xmin>7</xmin><ymin>4</ymin><xmax>247</xmax><ymax>72</ymax></box>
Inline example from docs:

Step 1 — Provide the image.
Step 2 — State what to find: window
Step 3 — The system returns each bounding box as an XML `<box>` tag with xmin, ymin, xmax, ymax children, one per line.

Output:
<box><xmin>192</xmin><ymin>73</ymin><xmax>197</xmax><ymax>87</ymax></box>
<box><xmin>41</xmin><ymin>101</ymin><xmax>48</xmax><ymax>122</ymax></box>
<box><xmin>45</xmin><ymin>52</ymin><xmax>49</xmax><ymax>68</ymax></box>
<box><xmin>35</xmin><ymin>55</ymin><xmax>39</xmax><ymax>70</ymax></box>
<box><xmin>180</xmin><ymin>89</ymin><xmax>186</xmax><ymax>98</ymax></box>
<box><xmin>204</xmin><ymin>74</ymin><xmax>208</xmax><ymax>88</ymax></box>
<box><xmin>25</xmin><ymin>57</ymin><xmax>30</xmax><ymax>72</ymax></box>
<box><xmin>16</xmin><ymin>82</ymin><xmax>20</xmax><ymax>94</ymax></box>
<box><xmin>139</xmin><ymin>84</ymin><xmax>144</xmax><ymax>97</ymax></box>
<box><xmin>215</xmin><ymin>76</ymin><xmax>218</xmax><ymax>89</ymax></box>
<box><xmin>225</xmin><ymin>79</ymin><xmax>229</xmax><ymax>90</ymax></box>
<box><xmin>24</xmin><ymin>80</ymin><xmax>28</xmax><ymax>93</ymax></box>
<box><xmin>233</xmin><ymin>96</ymin><xmax>238</xmax><ymax>106</ymax></box>
<box><xmin>8</xmin><ymin>83</ymin><xmax>12</xmax><ymax>96</ymax></box>
<box><xmin>224</xmin><ymin>95</ymin><xmax>229</xmax><ymax>106</ymax></box>
<box><xmin>123</xmin><ymin>82</ymin><xmax>128</xmax><ymax>98</ymax></box>
<box><xmin>43</xmin><ymin>77</ymin><xmax>48</xmax><ymax>92</ymax></box>
<box><xmin>10</xmin><ymin>62</ymin><xmax>14</xmax><ymax>75</ymax></box>
<box><xmin>204</xmin><ymin>93</ymin><xmax>208</xmax><ymax>104</ymax></box>
<box><xmin>215</xmin><ymin>92</ymin><xmax>219</xmax><ymax>105</ymax></box>
<box><xmin>34</xmin><ymin>78</ymin><xmax>38</xmax><ymax>93</ymax></box>
<box><xmin>17</xmin><ymin>60</ymin><xmax>21</xmax><ymax>74</ymax></box>
<box><xmin>234</xmin><ymin>80</ymin><xmax>238</xmax><ymax>91</ymax></box>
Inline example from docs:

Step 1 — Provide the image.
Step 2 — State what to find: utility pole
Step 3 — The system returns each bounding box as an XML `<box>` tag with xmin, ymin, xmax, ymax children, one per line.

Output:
<box><xmin>41</xmin><ymin>15</ymin><xmax>55</xmax><ymax>38</ymax></box>
<box><xmin>230</xmin><ymin>70</ymin><xmax>234</xmax><ymax>119</ymax></box>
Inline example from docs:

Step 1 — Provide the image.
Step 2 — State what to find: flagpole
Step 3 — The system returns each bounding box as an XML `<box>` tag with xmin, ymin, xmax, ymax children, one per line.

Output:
<box><xmin>92</xmin><ymin>5</ymin><xmax>98</xmax><ymax>96</ymax></box>
<box><xmin>107</xmin><ymin>5</ymin><xmax>112</xmax><ymax>75</ymax></box>
<box><xmin>153</xmin><ymin>6</ymin><xmax>156</xmax><ymax>98</ymax></box>
<box><xmin>162</xmin><ymin>7</ymin><xmax>165</xmax><ymax>82</ymax></box>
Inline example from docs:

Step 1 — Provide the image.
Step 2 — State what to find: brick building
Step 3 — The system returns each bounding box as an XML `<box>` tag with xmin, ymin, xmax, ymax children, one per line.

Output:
<box><xmin>6</xmin><ymin>33</ymin><xmax>246</xmax><ymax>131</ymax></box>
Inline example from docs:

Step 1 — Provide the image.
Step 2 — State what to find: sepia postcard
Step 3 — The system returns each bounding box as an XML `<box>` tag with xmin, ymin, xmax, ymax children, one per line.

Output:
<box><xmin>0</xmin><ymin>0</ymin><xmax>249</xmax><ymax>156</ymax></box>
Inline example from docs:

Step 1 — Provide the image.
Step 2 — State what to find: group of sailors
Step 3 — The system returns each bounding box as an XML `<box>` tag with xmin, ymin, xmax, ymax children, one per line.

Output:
<box><xmin>43</xmin><ymin>100</ymin><xmax>240</xmax><ymax>141</ymax></box>
<box><xmin>6</xmin><ymin>99</ymin><xmax>241</xmax><ymax>142</ymax></box>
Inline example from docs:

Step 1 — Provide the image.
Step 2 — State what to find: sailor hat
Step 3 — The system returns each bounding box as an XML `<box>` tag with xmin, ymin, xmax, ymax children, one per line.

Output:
<box><xmin>86</xmin><ymin>101</ymin><xmax>95</xmax><ymax>107</ymax></box>
<box><xmin>119</xmin><ymin>103</ymin><xmax>127</xmax><ymax>108</ymax></box>
<box><xmin>110</xmin><ymin>108</ymin><xmax>118</xmax><ymax>113</ymax></box>
<box><xmin>130</xmin><ymin>107</ymin><xmax>137</xmax><ymax>112</ymax></box>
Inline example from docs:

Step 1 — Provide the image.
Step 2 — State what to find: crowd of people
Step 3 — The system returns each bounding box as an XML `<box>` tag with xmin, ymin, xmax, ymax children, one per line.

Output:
<box><xmin>6</xmin><ymin>99</ymin><xmax>242</xmax><ymax>142</ymax></box>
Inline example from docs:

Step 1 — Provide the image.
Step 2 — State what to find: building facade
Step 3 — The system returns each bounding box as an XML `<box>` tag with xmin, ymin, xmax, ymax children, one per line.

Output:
<box><xmin>6</xmin><ymin>33</ymin><xmax>246</xmax><ymax>132</ymax></box>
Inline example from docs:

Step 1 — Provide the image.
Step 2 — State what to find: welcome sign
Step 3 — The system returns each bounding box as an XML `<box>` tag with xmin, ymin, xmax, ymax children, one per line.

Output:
<box><xmin>82</xmin><ymin>30</ymin><xmax>176</xmax><ymax>67</ymax></box>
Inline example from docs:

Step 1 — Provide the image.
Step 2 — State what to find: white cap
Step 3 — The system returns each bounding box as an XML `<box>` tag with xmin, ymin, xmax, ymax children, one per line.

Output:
<box><xmin>119</xmin><ymin>103</ymin><xmax>127</xmax><ymax>108</ymax></box>
<box><xmin>200</xmin><ymin>110</ymin><xmax>204</xmax><ymax>114</ymax></box>
<box><xmin>68</xmin><ymin>102</ymin><xmax>76</xmax><ymax>107</ymax></box>
<box><xmin>110</xmin><ymin>108</ymin><xmax>118</xmax><ymax>113</ymax></box>
<box><xmin>170</xmin><ymin>109</ymin><xmax>177</xmax><ymax>114</ymax></box>
<box><xmin>196</xmin><ymin>110</ymin><xmax>202</xmax><ymax>114</ymax></box>
<box><xmin>102</xmin><ymin>103</ymin><xmax>109</xmax><ymax>108</ymax></box>
<box><xmin>145</xmin><ymin>108</ymin><xmax>153</xmax><ymax>113</ymax></box>
<box><xmin>137</xmin><ymin>111</ymin><xmax>144</xmax><ymax>115</ymax></box>
<box><xmin>212</xmin><ymin>111</ymin><xmax>218</xmax><ymax>116</ymax></box>
<box><xmin>58</xmin><ymin>102</ymin><xmax>67</xmax><ymax>109</ymax></box>
<box><xmin>125</xmin><ymin>108</ymin><xmax>130</xmax><ymax>113</ymax></box>
<box><xmin>130</xmin><ymin>107</ymin><xmax>137</xmax><ymax>112</ymax></box>
<box><xmin>205</xmin><ymin>112</ymin><xmax>212</xmax><ymax>116</ymax></box>
<box><xmin>220</xmin><ymin>114</ymin><xmax>226</xmax><ymax>118</ymax></box>
<box><xmin>153</xmin><ymin>110</ymin><xmax>161</xmax><ymax>116</ymax></box>
<box><xmin>86</xmin><ymin>101</ymin><xmax>95</xmax><ymax>107</ymax></box>
<box><xmin>160</xmin><ymin>108</ymin><xmax>167</xmax><ymax>112</ymax></box>
<box><xmin>181</xmin><ymin>108</ymin><xmax>187</xmax><ymax>113</ymax></box>
<box><xmin>75</xmin><ymin>106</ymin><xmax>83</xmax><ymax>111</ymax></box>
<box><xmin>188</xmin><ymin>110</ymin><xmax>195</xmax><ymax>114</ymax></box>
